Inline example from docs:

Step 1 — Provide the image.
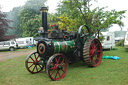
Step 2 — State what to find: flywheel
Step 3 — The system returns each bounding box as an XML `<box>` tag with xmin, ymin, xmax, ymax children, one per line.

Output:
<box><xmin>83</xmin><ymin>38</ymin><xmax>103</xmax><ymax>67</ymax></box>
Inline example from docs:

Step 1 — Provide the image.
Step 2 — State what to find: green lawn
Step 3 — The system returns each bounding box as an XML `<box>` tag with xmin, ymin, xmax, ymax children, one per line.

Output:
<box><xmin>0</xmin><ymin>46</ymin><xmax>128</xmax><ymax>85</ymax></box>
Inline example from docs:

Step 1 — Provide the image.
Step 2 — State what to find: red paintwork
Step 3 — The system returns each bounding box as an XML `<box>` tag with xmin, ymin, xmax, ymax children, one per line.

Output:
<box><xmin>89</xmin><ymin>39</ymin><xmax>102</xmax><ymax>67</ymax></box>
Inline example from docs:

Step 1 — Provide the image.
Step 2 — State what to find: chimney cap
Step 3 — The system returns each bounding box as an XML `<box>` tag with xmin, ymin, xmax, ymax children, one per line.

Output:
<box><xmin>40</xmin><ymin>7</ymin><xmax>48</xmax><ymax>12</ymax></box>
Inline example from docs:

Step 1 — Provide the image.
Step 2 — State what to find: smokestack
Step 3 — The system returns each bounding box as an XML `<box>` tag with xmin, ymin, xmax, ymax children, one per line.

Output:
<box><xmin>40</xmin><ymin>7</ymin><xmax>48</xmax><ymax>38</ymax></box>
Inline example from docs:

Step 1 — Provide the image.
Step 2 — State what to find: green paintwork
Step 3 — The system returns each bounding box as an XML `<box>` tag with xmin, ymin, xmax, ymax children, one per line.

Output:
<box><xmin>53</xmin><ymin>40</ymin><xmax>75</xmax><ymax>53</ymax></box>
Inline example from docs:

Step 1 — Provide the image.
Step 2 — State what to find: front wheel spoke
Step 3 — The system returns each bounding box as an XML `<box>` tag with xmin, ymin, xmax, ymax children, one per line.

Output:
<box><xmin>38</xmin><ymin>64</ymin><xmax>42</xmax><ymax>69</ymax></box>
<box><xmin>28</xmin><ymin>63</ymin><xmax>34</xmax><ymax>69</ymax></box>
<box><xmin>35</xmin><ymin>65</ymin><xmax>38</xmax><ymax>72</ymax></box>
<box><xmin>36</xmin><ymin>55</ymin><xmax>39</xmax><ymax>60</ymax></box>
<box><xmin>27</xmin><ymin>62</ymin><xmax>33</xmax><ymax>63</ymax></box>
<box><xmin>30</xmin><ymin>56</ymin><xmax>34</xmax><ymax>61</ymax></box>
<box><xmin>32</xmin><ymin>65</ymin><xmax>36</xmax><ymax>72</ymax></box>
<box><xmin>34</xmin><ymin>54</ymin><xmax>37</xmax><ymax>60</ymax></box>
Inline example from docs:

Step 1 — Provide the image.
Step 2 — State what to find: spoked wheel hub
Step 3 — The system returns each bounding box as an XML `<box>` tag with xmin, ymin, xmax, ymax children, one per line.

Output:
<box><xmin>25</xmin><ymin>52</ymin><xmax>44</xmax><ymax>74</ymax></box>
<box><xmin>58</xmin><ymin>65</ymin><xmax>63</xmax><ymax>70</ymax></box>
<box><xmin>33</xmin><ymin>60</ymin><xmax>39</xmax><ymax>65</ymax></box>
<box><xmin>83</xmin><ymin>38</ymin><xmax>103</xmax><ymax>67</ymax></box>
<box><xmin>46</xmin><ymin>53</ymin><xmax>68</xmax><ymax>81</ymax></box>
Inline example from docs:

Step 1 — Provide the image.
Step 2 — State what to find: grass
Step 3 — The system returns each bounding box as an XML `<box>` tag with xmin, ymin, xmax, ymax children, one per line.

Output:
<box><xmin>0</xmin><ymin>46</ymin><xmax>128</xmax><ymax>85</ymax></box>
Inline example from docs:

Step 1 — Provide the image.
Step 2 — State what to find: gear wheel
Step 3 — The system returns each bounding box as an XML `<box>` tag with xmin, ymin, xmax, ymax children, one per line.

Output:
<box><xmin>83</xmin><ymin>38</ymin><xmax>103</xmax><ymax>67</ymax></box>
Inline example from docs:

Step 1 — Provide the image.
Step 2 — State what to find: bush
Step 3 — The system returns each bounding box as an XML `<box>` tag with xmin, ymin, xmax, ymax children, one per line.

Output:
<box><xmin>115</xmin><ymin>39</ymin><xmax>124</xmax><ymax>46</ymax></box>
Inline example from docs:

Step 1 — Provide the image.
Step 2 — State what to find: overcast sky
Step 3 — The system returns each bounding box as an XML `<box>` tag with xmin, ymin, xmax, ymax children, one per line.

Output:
<box><xmin>0</xmin><ymin>0</ymin><xmax>127</xmax><ymax>31</ymax></box>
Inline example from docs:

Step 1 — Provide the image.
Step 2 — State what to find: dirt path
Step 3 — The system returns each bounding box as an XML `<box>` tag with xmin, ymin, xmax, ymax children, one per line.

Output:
<box><xmin>0</xmin><ymin>50</ymin><xmax>36</xmax><ymax>61</ymax></box>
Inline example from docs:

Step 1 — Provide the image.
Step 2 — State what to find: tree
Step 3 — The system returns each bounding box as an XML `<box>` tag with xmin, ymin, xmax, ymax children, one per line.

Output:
<box><xmin>6</xmin><ymin>6</ymin><xmax>22</xmax><ymax>37</ymax></box>
<box><xmin>57</xmin><ymin>0</ymin><xmax>126</xmax><ymax>38</ymax></box>
<box><xmin>19</xmin><ymin>0</ymin><xmax>47</xmax><ymax>37</ymax></box>
<box><xmin>57</xmin><ymin>13</ymin><xmax>78</xmax><ymax>31</ymax></box>
<box><xmin>0</xmin><ymin>6</ymin><xmax>15</xmax><ymax>41</ymax></box>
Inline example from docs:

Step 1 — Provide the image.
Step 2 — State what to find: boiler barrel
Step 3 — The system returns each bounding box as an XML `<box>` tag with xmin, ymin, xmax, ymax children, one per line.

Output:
<box><xmin>53</xmin><ymin>40</ymin><xmax>75</xmax><ymax>53</ymax></box>
<box><xmin>37</xmin><ymin>40</ymin><xmax>75</xmax><ymax>58</ymax></box>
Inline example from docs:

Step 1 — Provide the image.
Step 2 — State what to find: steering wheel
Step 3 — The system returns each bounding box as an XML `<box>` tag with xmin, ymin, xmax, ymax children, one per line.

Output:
<box><xmin>78</xmin><ymin>25</ymin><xmax>91</xmax><ymax>45</ymax></box>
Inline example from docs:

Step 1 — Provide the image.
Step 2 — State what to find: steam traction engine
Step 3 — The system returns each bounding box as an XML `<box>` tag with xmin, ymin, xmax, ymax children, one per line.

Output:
<box><xmin>25</xmin><ymin>7</ymin><xmax>103</xmax><ymax>81</ymax></box>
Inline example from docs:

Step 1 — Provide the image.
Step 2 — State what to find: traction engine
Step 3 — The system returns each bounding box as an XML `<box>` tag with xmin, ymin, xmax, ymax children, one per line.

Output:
<box><xmin>25</xmin><ymin>7</ymin><xmax>103</xmax><ymax>81</ymax></box>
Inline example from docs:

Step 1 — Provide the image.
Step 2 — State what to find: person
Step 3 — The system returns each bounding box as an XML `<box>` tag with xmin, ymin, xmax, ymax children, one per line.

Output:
<box><xmin>63</xmin><ymin>26</ymin><xmax>67</xmax><ymax>31</ymax></box>
<box><xmin>38</xmin><ymin>27</ymin><xmax>44</xmax><ymax>33</ymax></box>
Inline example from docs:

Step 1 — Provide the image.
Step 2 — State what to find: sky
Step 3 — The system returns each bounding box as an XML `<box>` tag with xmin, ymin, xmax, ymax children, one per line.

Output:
<box><xmin>0</xmin><ymin>0</ymin><xmax>128</xmax><ymax>31</ymax></box>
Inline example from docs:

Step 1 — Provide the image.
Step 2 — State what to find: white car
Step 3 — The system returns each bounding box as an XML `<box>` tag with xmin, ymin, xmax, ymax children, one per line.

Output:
<box><xmin>0</xmin><ymin>40</ymin><xmax>18</xmax><ymax>51</ymax></box>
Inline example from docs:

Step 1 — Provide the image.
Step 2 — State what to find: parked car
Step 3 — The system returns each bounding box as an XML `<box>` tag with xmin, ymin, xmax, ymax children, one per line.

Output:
<box><xmin>0</xmin><ymin>40</ymin><xmax>18</xmax><ymax>51</ymax></box>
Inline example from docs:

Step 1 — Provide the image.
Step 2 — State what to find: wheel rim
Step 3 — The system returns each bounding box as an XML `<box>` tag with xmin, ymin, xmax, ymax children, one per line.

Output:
<box><xmin>46</xmin><ymin>53</ymin><xmax>68</xmax><ymax>81</ymax></box>
<box><xmin>10</xmin><ymin>47</ymin><xmax>14</xmax><ymax>51</ymax></box>
<box><xmin>25</xmin><ymin>52</ymin><xmax>44</xmax><ymax>74</ymax></box>
<box><xmin>83</xmin><ymin>38</ymin><xmax>102</xmax><ymax>67</ymax></box>
<box><xmin>89</xmin><ymin>39</ymin><xmax>102</xmax><ymax>66</ymax></box>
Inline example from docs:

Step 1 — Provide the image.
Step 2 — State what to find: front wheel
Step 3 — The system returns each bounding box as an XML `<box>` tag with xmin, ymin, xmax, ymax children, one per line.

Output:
<box><xmin>9</xmin><ymin>47</ymin><xmax>14</xmax><ymax>51</ymax></box>
<box><xmin>25</xmin><ymin>52</ymin><xmax>44</xmax><ymax>74</ymax></box>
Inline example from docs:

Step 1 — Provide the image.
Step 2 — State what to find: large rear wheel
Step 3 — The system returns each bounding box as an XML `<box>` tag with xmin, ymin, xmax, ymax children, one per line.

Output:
<box><xmin>46</xmin><ymin>53</ymin><xmax>68</xmax><ymax>81</ymax></box>
<box><xmin>83</xmin><ymin>38</ymin><xmax>102</xmax><ymax>67</ymax></box>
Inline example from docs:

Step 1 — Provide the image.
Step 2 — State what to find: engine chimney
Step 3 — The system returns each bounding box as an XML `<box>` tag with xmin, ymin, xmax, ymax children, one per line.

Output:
<box><xmin>40</xmin><ymin>7</ymin><xmax>48</xmax><ymax>38</ymax></box>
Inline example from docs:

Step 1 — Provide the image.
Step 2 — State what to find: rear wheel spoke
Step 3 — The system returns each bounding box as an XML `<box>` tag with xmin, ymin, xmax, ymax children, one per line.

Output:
<box><xmin>60</xmin><ymin>59</ymin><xmax>64</xmax><ymax>65</ymax></box>
<box><xmin>57</xmin><ymin>70</ymin><xmax>61</xmax><ymax>77</ymax></box>
<box><xmin>50</xmin><ymin>69</ymin><xmax>55</xmax><ymax>76</ymax></box>
<box><xmin>55</xmin><ymin>71</ymin><xmax>58</xmax><ymax>79</ymax></box>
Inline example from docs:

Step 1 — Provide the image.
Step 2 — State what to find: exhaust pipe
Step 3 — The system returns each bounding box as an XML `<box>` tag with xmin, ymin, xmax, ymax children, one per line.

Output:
<box><xmin>40</xmin><ymin>7</ymin><xmax>48</xmax><ymax>38</ymax></box>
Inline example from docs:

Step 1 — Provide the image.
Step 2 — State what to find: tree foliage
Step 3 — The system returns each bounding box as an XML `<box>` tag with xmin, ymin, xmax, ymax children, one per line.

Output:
<box><xmin>57</xmin><ymin>13</ymin><xmax>78</xmax><ymax>31</ymax></box>
<box><xmin>19</xmin><ymin>0</ymin><xmax>47</xmax><ymax>37</ymax></box>
<box><xmin>6</xmin><ymin>6</ymin><xmax>22</xmax><ymax>37</ymax></box>
<box><xmin>57</xmin><ymin>0</ymin><xmax>126</xmax><ymax>38</ymax></box>
<box><xmin>0</xmin><ymin>6</ymin><xmax>15</xmax><ymax>41</ymax></box>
